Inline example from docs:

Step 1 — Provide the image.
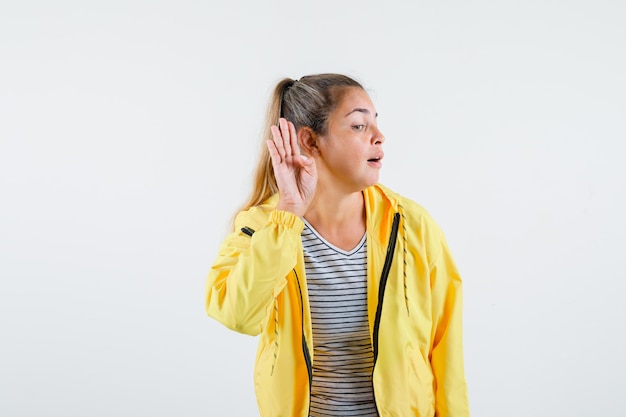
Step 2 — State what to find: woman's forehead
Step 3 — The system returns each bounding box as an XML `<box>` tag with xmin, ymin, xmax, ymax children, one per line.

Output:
<box><xmin>336</xmin><ymin>88</ymin><xmax>376</xmax><ymax>116</ymax></box>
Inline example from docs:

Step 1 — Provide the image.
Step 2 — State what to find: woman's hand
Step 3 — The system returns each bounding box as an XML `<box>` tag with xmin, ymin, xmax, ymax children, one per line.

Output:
<box><xmin>266</xmin><ymin>118</ymin><xmax>317</xmax><ymax>217</ymax></box>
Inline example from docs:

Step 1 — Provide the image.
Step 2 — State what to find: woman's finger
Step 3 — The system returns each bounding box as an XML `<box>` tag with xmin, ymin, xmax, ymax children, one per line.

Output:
<box><xmin>266</xmin><ymin>139</ymin><xmax>282</xmax><ymax>170</ymax></box>
<box><xmin>280</xmin><ymin>118</ymin><xmax>292</xmax><ymax>159</ymax></box>
<box><xmin>270</xmin><ymin>124</ymin><xmax>285</xmax><ymax>161</ymax></box>
<box><xmin>288</xmin><ymin>121</ymin><xmax>299</xmax><ymax>158</ymax></box>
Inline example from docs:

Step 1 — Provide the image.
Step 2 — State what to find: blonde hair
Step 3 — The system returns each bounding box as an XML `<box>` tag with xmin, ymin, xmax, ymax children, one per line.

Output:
<box><xmin>241</xmin><ymin>73</ymin><xmax>364</xmax><ymax>212</ymax></box>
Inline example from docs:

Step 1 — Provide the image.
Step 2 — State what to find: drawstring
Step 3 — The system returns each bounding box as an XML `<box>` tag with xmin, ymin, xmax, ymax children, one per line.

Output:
<box><xmin>398</xmin><ymin>205</ymin><xmax>410</xmax><ymax>316</ymax></box>
<box><xmin>270</xmin><ymin>296</ymin><xmax>279</xmax><ymax>376</ymax></box>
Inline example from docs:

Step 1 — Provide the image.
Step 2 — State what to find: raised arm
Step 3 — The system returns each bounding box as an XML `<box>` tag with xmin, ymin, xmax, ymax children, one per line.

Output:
<box><xmin>206</xmin><ymin>117</ymin><xmax>316</xmax><ymax>335</ymax></box>
<box><xmin>205</xmin><ymin>208</ymin><xmax>304</xmax><ymax>335</ymax></box>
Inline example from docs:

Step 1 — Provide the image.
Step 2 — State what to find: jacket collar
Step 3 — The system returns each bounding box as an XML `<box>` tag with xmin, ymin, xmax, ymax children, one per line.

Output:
<box><xmin>261</xmin><ymin>184</ymin><xmax>400</xmax><ymax>247</ymax></box>
<box><xmin>363</xmin><ymin>184</ymin><xmax>400</xmax><ymax>248</ymax></box>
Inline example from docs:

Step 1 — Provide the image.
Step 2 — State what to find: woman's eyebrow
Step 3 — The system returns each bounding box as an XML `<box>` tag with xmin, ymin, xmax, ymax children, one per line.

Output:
<box><xmin>344</xmin><ymin>108</ymin><xmax>378</xmax><ymax>118</ymax></box>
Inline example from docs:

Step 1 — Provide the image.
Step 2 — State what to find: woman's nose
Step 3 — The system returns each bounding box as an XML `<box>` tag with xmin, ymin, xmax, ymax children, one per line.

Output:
<box><xmin>373</xmin><ymin>126</ymin><xmax>385</xmax><ymax>145</ymax></box>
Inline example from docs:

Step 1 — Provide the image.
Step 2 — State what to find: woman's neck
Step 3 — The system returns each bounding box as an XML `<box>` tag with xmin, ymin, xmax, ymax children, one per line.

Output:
<box><xmin>303</xmin><ymin>188</ymin><xmax>366</xmax><ymax>251</ymax></box>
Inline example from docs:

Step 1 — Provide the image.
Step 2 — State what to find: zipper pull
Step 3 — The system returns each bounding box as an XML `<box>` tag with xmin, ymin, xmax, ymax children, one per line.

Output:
<box><xmin>241</xmin><ymin>226</ymin><xmax>255</xmax><ymax>237</ymax></box>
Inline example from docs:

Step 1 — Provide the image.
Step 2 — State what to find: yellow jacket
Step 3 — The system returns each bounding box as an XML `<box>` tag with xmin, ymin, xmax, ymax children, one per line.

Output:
<box><xmin>206</xmin><ymin>184</ymin><xmax>469</xmax><ymax>416</ymax></box>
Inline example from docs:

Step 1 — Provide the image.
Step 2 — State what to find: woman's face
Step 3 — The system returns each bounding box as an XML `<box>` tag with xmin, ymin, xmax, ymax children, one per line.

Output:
<box><xmin>315</xmin><ymin>87</ymin><xmax>385</xmax><ymax>193</ymax></box>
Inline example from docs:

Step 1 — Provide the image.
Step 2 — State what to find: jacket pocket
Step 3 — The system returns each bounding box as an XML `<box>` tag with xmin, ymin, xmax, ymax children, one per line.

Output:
<box><xmin>408</xmin><ymin>347</ymin><xmax>435</xmax><ymax>416</ymax></box>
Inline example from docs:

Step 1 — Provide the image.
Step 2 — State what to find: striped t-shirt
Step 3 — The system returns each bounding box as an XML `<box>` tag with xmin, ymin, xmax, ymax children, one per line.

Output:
<box><xmin>301</xmin><ymin>220</ymin><xmax>378</xmax><ymax>417</ymax></box>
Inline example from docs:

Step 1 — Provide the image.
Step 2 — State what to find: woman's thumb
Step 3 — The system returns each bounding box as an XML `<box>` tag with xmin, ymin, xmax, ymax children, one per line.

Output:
<box><xmin>299</xmin><ymin>154</ymin><xmax>314</xmax><ymax>165</ymax></box>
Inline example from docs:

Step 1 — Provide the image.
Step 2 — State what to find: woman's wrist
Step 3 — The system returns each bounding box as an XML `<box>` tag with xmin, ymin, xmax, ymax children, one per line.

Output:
<box><xmin>276</xmin><ymin>201</ymin><xmax>306</xmax><ymax>218</ymax></box>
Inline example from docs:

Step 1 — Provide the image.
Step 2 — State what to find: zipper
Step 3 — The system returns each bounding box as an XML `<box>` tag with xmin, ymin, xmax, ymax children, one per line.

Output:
<box><xmin>294</xmin><ymin>269</ymin><xmax>313</xmax><ymax>416</ymax></box>
<box><xmin>247</xmin><ymin>222</ymin><xmax>311</xmax><ymax>414</ymax></box>
<box><xmin>372</xmin><ymin>212</ymin><xmax>401</xmax><ymax>415</ymax></box>
<box><xmin>241</xmin><ymin>226</ymin><xmax>255</xmax><ymax>236</ymax></box>
<box><xmin>242</xmin><ymin>224</ymin><xmax>314</xmax><ymax>412</ymax></box>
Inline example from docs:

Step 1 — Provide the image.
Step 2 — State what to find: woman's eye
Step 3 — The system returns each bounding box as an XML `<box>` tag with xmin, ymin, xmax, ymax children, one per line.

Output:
<box><xmin>353</xmin><ymin>124</ymin><xmax>366</xmax><ymax>131</ymax></box>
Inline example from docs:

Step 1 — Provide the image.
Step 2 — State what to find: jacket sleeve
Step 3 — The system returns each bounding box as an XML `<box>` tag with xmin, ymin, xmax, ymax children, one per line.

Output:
<box><xmin>205</xmin><ymin>209</ymin><xmax>304</xmax><ymax>336</ymax></box>
<box><xmin>430</xmin><ymin>233</ymin><xmax>470</xmax><ymax>417</ymax></box>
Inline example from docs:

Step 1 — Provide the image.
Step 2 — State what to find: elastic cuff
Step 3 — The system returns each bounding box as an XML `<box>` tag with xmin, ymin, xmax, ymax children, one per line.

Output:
<box><xmin>269</xmin><ymin>209</ymin><xmax>305</xmax><ymax>233</ymax></box>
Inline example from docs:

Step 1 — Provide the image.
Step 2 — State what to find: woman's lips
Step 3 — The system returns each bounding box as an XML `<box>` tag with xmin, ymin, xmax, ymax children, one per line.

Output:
<box><xmin>367</xmin><ymin>157</ymin><xmax>383</xmax><ymax>168</ymax></box>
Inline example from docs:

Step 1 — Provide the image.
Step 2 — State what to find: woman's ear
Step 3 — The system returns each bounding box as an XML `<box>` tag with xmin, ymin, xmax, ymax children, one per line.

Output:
<box><xmin>298</xmin><ymin>127</ymin><xmax>319</xmax><ymax>157</ymax></box>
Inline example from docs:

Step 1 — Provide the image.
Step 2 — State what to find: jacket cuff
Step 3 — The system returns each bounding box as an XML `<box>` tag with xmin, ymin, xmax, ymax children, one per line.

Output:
<box><xmin>269</xmin><ymin>209</ymin><xmax>305</xmax><ymax>233</ymax></box>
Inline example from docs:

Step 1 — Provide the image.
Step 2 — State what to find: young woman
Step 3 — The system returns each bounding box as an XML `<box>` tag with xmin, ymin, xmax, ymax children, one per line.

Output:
<box><xmin>206</xmin><ymin>74</ymin><xmax>470</xmax><ymax>417</ymax></box>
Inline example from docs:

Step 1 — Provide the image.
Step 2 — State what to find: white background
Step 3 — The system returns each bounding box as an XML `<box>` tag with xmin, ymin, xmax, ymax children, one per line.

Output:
<box><xmin>2</xmin><ymin>1</ymin><xmax>625</xmax><ymax>416</ymax></box>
